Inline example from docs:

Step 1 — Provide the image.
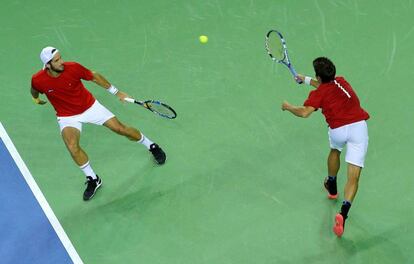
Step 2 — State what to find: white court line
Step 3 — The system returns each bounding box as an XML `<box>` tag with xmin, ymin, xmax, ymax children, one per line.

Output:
<box><xmin>0</xmin><ymin>122</ymin><xmax>83</xmax><ymax>264</ymax></box>
<box><xmin>385</xmin><ymin>32</ymin><xmax>397</xmax><ymax>75</ymax></box>
<box><xmin>314</xmin><ymin>0</ymin><xmax>328</xmax><ymax>45</ymax></box>
<box><xmin>261</xmin><ymin>191</ymin><xmax>286</xmax><ymax>206</ymax></box>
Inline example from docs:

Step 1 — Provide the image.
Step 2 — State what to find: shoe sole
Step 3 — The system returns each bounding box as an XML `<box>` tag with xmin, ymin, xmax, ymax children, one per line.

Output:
<box><xmin>333</xmin><ymin>213</ymin><xmax>344</xmax><ymax>237</ymax></box>
<box><xmin>153</xmin><ymin>154</ymin><xmax>166</xmax><ymax>165</ymax></box>
<box><xmin>83</xmin><ymin>180</ymin><xmax>102</xmax><ymax>201</ymax></box>
<box><xmin>327</xmin><ymin>193</ymin><xmax>338</xmax><ymax>199</ymax></box>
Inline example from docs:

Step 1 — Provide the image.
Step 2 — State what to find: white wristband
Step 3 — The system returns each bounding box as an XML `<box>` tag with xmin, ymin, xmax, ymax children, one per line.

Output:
<box><xmin>107</xmin><ymin>85</ymin><xmax>119</xmax><ymax>95</ymax></box>
<box><xmin>304</xmin><ymin>76</ymin><xmax>312</xmax><ymax>85</ymax></box>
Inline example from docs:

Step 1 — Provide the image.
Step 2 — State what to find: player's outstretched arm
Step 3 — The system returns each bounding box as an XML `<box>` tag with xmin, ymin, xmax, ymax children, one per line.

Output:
<box><xmin>281</xmin><ymin>100</ymin><xmax>315</xmax><ymax>118</ymax></box>
<box><xmin>30</xmin><ymin>87</ymin><xmax>47</xmax><ymax>105</ymax></box>
<box><xmin>91</xmin><ymin>71</ymin><xmax>130</xmax><ymax>101</ymax></box>
<box><xmin>296</xmin><ymin>74</ymin><xmax>320</xmax><ymax>88</ymax></box>
<box><xmin>91</xmin><ymin>71</ymin><xmax>111</xmax><ymax>89</ymax></box>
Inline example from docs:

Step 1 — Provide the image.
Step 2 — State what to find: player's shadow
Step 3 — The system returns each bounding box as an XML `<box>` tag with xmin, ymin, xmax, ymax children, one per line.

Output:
<box><xmin>92</xmin><ymin>185</ymin><xmax>166</xmax><ymax>215</ymax></box>
<box><xmin>299</xmin><ymin>225</ymin><xmax>406</xmax><ymax>264</ymax></box>
<box><xmin>59</xmin><ymin>157</ymin><xmax>174</xmax><ymax>223</ymax></box>
<box><xmin>90</xmin><ymin>160</ymin><xmax>169</xmax><ymax>214</ymax></box>
<box><xmin>295</xmin><ymin>193</ymin><xmax>408</xmax><ymax>263</ymax></box>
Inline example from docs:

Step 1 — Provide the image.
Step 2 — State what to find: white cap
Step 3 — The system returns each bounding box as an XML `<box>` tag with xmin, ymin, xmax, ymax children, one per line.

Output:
<box><xmin>40</xmin><ymin>46</ymin><xmax>59</xmax><ymax>68</ymax></box>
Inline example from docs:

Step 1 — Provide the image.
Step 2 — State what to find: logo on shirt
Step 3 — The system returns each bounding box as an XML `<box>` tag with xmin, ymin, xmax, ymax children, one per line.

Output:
<box><xmin>47</xmin><ymin>89</ymin><xmax>54</xmax><ymax>93</ymax></box>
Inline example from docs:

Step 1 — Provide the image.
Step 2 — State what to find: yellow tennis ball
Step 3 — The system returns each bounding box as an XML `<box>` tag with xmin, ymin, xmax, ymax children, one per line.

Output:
<box><xmin>199</xmin><ymin>35</ymin><xmax>208</xmax><ymax>44</ymax></box>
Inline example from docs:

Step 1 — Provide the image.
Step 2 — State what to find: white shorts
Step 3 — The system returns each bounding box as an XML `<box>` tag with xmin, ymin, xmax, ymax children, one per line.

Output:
<box><xmin>328</xmin><ymin>120</ymin><xmax>369</xmax><ymax>167</ymax></box>
<box><xmin>57</xmin><ymin>100</ymin><xmax>115</xmax><ymax>132</ymax></box>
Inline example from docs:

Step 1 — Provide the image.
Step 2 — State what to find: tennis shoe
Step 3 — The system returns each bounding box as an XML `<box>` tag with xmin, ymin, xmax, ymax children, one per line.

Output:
<box><xmin>324</xmin><ymin>177</ymin><xmax>338</xmax><ymax>199</ymax></box>
<box><xmin>83</xmin><ymin>176</ymin><xmax>102</xmax><ymax>201</ymax></box>
<box><xmin>333</xmin><ymin>213</ymin><xmax>346</xmax><ymax>237</ymax></box>
<box><xmin>149</xmin><ymin>143</ymin><xmax>166</xmax><ymax>164</ymax></box>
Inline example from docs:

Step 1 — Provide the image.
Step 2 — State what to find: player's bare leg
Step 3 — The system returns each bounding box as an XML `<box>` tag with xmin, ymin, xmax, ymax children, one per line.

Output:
<box><xmin>328</xmin><ymin>149</ymin><xmax>341</xmax><ymax>176</ymax></box>
<box><xmin>103</xmin><ymin>117</ymin><xmax>141</xmax><ymax>141</ymax></box>
<box><xmin>103</xmin><ymin>117</ymin><xmax>166</xmax><ymax>164</ymax></box>
<box><xmin>61</xmin><ymin>127</ymin><xmax>88</xmax><ymax>166</ymax></box>
<box><xmin>61</xmin><ymin>127</ymin><xmax>101</xmax><ymax>200</ymax></box>
<box><xmin>324</xmin><ymin>149</ymin><xmax>340</xmax><ymax>199</ymax></box>
<box><xmin>344</xmin><ymin>164</ymin><xmax>361</xmax><ymax>202</ymax></box>
<box><xmin>333</xmin><ymin>163</ymin><xmax>362</xmax><ymax>237</ymax></box>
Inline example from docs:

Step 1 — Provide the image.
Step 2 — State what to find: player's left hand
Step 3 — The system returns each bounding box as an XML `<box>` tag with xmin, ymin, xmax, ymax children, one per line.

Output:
<box><xmin>281</xmin><ymin>100</ymin><xmax>291</xmax><ymax>111</ymax></box>
<box><xmin>33</xmin><ymin>97</ymin><xmax>47</xmax><ymax>105</ymax></box>
<box><xmin>116</xmin><ymin>91</ymin><xmax>130</xmax><ymax>102</ymax></box>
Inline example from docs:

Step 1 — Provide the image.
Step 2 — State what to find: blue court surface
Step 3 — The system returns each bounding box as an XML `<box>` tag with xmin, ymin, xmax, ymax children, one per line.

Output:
<box><xmin>0</xmin><ymin>123</ymin><xmax>82</xmax><ymax>264</ymax></box>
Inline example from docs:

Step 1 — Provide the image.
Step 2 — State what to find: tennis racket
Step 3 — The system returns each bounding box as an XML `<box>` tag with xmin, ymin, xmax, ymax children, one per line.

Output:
<box><xmin>124</xmin><ymin>98</ymin><xmax>177</xmax><ymax>119</ymax></box>
<box><xmin>265</xmin><ymin>30</ymin><xmax>302</xmax><ymax>84</ymax></box>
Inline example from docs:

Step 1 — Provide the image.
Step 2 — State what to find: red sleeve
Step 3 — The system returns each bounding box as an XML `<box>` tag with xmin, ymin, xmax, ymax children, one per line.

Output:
<box><xmin>304</xmin><ymin>89</ymin><xmax>323</xmax><ymax>110</ymax></box>
<box><xmin>74</xmin><ymin>62</ymin><xmax>94</xmax><ymax>81</ymax></box>
<box><xmin>31</xmin><ymin>76</ymin><xmax>43</xmax><ymax>94</ymax></box>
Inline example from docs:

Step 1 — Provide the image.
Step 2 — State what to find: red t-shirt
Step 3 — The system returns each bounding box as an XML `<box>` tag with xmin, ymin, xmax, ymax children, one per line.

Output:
<box><xmin>303</xmin><ymin>76</ymin><xmax>369</xmax><ymax>129</ymax></box>
<box><xmin>31</xmin><ymin>62</ymin><xmax>96</xmax><ymax>117</ymax></box>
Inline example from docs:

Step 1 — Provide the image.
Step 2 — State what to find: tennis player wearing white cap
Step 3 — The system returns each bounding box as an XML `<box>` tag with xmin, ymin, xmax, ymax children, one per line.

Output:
<box><xmin>31</xmin><ymin>47</ymin><xmax>166</xmax><ymax>201</ymax></box>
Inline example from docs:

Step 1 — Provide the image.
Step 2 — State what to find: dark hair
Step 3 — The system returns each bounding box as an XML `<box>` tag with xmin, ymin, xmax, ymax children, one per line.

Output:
<box><xmin>313</xmin><ymin>57</ymin><xmax>336</xmax><ymax>83</ymax></box>
<box><xmin>47</xmin><ymin>49</ymin><xmax>57</xmax><ymax>65</ymax></box>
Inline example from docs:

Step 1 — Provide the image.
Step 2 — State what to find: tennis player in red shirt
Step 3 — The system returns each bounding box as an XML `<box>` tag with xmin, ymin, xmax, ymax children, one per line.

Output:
<box><xmin>281</xmin><ymin>57</ymin><xmax>369</xmax><ymax>237</ymax></box>
<box><xmin>31</xmin><ymin>47</ymin><xmax>166</xmax><ymax>201</ymax></box>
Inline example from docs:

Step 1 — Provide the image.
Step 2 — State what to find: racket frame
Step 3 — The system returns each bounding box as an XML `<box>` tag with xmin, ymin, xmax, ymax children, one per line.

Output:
<box><xmin>124</xmin><ymin>98</ymin><xmax>177</xmax><ymax>119</ymax></box>
<box><xmin>265</xmin><ymin>30</ymin><xmax>302</xmax><ymax>83</ymax></box>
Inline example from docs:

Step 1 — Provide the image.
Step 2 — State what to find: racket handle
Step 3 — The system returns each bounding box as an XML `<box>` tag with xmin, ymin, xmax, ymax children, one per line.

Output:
<box><xmin>124</xmin><ymin>97</ymin><xmax>135</xmax><ymax>103</ymax></box>
<box><xmin>294</xmin><ymin>76</ymin><xmax>303</xmax><ymax>84</ymax></box>
<box><xmin>289</xmin><ymin>67</ymin><xmax>303</xmax><ymax>84</ymax></box>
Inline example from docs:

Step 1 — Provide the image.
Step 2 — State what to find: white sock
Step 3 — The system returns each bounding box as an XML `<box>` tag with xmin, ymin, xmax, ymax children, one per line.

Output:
<box><xmin>138</xmin><ymin>133</ymin><xmax>154</xmax><ymax>149</ymax></box>
<box><xmin>80</xmin><ymin>161</ymin><xmax>97</xmax><ymax>179</ymax></box>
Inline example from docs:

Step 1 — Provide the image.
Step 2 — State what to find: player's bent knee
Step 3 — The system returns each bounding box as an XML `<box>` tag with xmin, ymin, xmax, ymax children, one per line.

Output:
<box><xmin>65</xmin><ymin>142</ymin><xmax>81</xmax><ymax>154</ymax></box>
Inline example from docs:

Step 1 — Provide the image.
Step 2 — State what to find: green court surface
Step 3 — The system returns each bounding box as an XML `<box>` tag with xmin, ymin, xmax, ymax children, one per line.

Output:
<box><xmin>1</xmin><ymin>0</ymin><xmax>413</xmax><ymax>263</ymax></box>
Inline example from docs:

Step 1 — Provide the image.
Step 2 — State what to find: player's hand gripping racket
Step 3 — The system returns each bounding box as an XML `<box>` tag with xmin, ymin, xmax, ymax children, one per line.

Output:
<box><xmin>124</xmin><ymin>98</ymin><xmax>177</xmax><ymax>119</ymax></box>
<box><xmin>265</xmin><ymin>30</ymin><xmax>302</xmax><ymax>84</ymax></box>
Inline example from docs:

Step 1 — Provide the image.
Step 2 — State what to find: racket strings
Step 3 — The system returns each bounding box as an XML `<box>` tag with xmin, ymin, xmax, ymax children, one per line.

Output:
<box><xmin>147</xmin><ymin>102</ymin><xmax>176</xmax><ymax>118</ymax></box>
<box><xmin>266</xmin><ymin>32</ymin><xmax>285</xmax><ymax>61</ymax></box>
